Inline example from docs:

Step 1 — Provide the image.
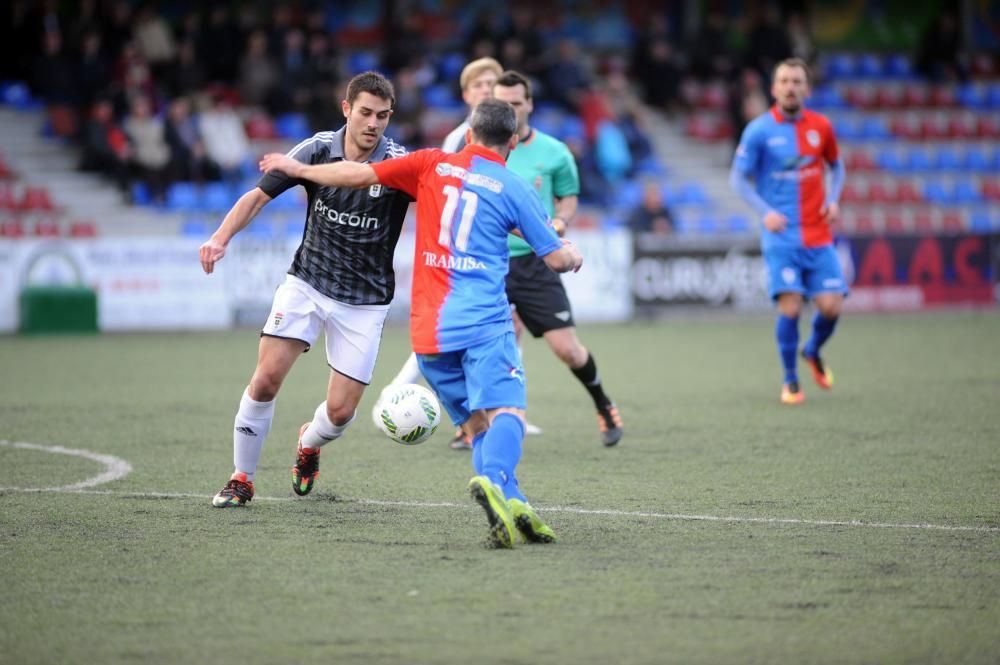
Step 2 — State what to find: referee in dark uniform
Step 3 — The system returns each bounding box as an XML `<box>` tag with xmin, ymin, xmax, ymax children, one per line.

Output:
<box><xmin>201</xmin><ymin>71</ymin><xmax>413</xmax><ymax>508</ymax></box>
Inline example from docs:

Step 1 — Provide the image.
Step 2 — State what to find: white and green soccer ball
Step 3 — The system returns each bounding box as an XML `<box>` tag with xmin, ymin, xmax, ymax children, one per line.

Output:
<box><xmin>373</xmin><ymin>383</ymin><xmax>441</xmax><ymax>445</ymax></box>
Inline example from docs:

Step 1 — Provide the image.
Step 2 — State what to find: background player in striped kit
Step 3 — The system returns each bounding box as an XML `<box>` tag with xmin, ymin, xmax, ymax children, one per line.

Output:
<box><xmin>259</xmin><ymin>98</ymin><xmax>583</xmax><ymax>548</ymax></box>
<box><xmin>201</xmin><ymin>72</ymin><xmax>413</xmax><ymax>507</ymax></box>
<box><xmin>730</xmin><ymin>58</ymin><xmax>847</xmax><ymax>405</ymax></box>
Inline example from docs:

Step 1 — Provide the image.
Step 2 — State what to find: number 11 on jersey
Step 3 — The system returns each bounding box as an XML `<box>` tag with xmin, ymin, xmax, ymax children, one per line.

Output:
<box><xmin>439</xmin><ymin>185</ymin><xmax>478</xmax><ymax>252</ymax></box>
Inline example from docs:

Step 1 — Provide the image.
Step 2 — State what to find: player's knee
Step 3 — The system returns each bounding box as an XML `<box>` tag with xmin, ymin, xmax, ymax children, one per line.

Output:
<box><xmin>248</xmin><ymin>375</ymin><xmax>281</xmax><ymax>402</ymax></box>
<box><xmin>325</xmin><ymin>400</ymin><xmax>356</xmax><ymax>426</ymax></box>
<box><xmin>816</xmin><ymin>299</ymin><xmax>842</xmax><ymax>319</ymax></box>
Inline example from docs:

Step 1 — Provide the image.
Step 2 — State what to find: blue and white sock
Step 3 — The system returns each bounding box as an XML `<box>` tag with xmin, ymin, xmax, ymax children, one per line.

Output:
<box><xmin>479</xmin><ymin>413</ymin><xmax>527</xmax><ymax>503</ymax></box>
<box><xmin>776</xmin><ymin>314</ymin><xmax>800</xmax><ymax>385</ymax></box>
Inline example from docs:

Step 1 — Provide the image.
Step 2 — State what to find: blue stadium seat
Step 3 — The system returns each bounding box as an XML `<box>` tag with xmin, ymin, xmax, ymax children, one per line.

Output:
<box><xmin>857</xmin><ymin>54</ymin><xmax>884</xmax><ymax>79</ymax></box>
<box><xmin>963</xmin><ymin>147</ymin><xmax>991</xmax><ymax>172</ymax></box>
<box><xmin>922</xmin><ymin>179</ymin><xmax>951</xmax><ymax>205</ymax></box>
<box><xmin>936</xmin><ymin>146</ymin><xmax>962</xmax><ymax>172</ymax></box>
<box><xmin>274</xmin><ymin>113</ymin><xmax>311</xmax><ymax>140</ymax></box>
<box><xmin>555</xmin><ymin>116</ymin><xmax>586</xmax><ymax>143</ymax></box>
<box><xmin>131</xmin><ymin>182</ymin><xmax>151</xmax><ymax>206</ymax></box>
<box><xmin>437</xmin><ymin>52</ymin><xmax>466</xmax><ymax>81</ymax></box>
<box><xmin>422</xmin><ymin>84</ymin><xmax>462</xmax><ymax>110</ymax></box>
<box><xmin>697</xmin><ymin>215</ymin><xmax>720</xmax><ymax>234</ymax></box>
<box><xmin>988</xmin><ymin>83</ymin><xmax>1000</xmax><ymax>110</ymax></box>
<box><xmin>347</xmin><ymin>51</ymin><xmax>380</xmax><ymax>76</ymax></box>
<box><xmin>285</xmin><ymin>220</ymin><xmax>305</xmax><ymax>237</ymax></box>
<box><xmin>725</xmin><ymin>214</ymin><xmax>751</xmax><ymax>234</ymax></box>
<box><xmin>634</xmin><ymin>155</ymin><xmax>668</xmax><ymax>177</ymax></box>
<box><xmin>970</xmin><ymin>208</ymin><xmax>994</xmax><ymax>233</ymax></box>
<box><xmin>953</xmin><ymin>181</ymin><xmax>983</xmax><ymax>204</ymax></box>
<box><xmin>181</xmin><ymin>218</ymin><xmax>210</xmax><ymax>237</ymax></box>
<box><xmin>885</xmin><ymin>54</ymin><xmax>914</xmax><ymax>79</ymax></box>
<box><xmin>906</xmin><ymin>148</ymin><xmax>935</xmax><ymax>172</ymax></box>
<box><xmin>201</xmin><ymin>182</ymin><xmax>233</xmax><ymax>212</ymax></box>
<box><xmin>860</xmin><ymin>116</ymin><xmax>892</xmax><ymax>140</ymax></box>
<box><xmin>611</xmin><ymin>180</ymin><xmax>643</xmax><ymax>209</ymax></box>
<box><xmin>166</xmin><ymin>182</ymin><xmax>202</xmax><ymax>211</ymax></box>
<box><xmin>957</xmin><ymin>83</ymin><xmax>986</xmax><ymax>110</ymax></box>
<box><xmin>244</xmin><ymin>219</ymin><xmax>276</xmax><ymax>238</ymax></box>
<box><xmin>675</xmin><ymin>182</ymin><xmax>709</xmax><ymax>206</ymax></box>
<box><xmin>832</xmin><ymin>116</ymin><xmax>859</xmax><ymax>140</ymax></box>
<box><xmin>824</xmin><ymin>54</ymin><xmax>855</xmax><ymax>80</ymax></box>
<box><xmin>876</xmin><ymin>151</ymin><xmax>906</xmax><ymax>174</ymax></box>
<box><xmin>0</xmin><ymin>81</ymin><xmax>41</xmax><ymax>110</ymax></box>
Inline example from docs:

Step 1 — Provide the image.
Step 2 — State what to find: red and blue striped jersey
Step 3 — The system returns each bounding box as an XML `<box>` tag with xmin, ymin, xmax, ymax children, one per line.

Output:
<box><xmin>371</xmin><ymin>144</ymin><xmax>562</xmax><ymax>354</ymax></box>
<box><xmin>732</xmin><ymin>107</ymin><xmax>840</xmax><ymax>249</ymax></box>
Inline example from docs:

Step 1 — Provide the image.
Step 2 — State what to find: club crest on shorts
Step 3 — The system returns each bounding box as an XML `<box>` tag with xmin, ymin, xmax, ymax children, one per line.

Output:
<box><xmin>782</xmin><ymin>267</ymin><xmax>796</xmax><ymax>284</ymax></box>
<box><xmin>369</xmin><ymin>184</ymin><xmax>383</xmax><ymax>198</ymax></box>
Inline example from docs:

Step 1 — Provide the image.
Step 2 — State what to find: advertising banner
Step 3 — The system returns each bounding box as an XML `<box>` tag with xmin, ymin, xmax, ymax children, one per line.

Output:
<box><xmin>629</xmin><ymin>234</ymin><xmax>771</xmax><ymax>314</ymax></box>
<box><xmin>843</xmin><ymin>233</ymin><xmax>996</xmax><ymax>312</ymax></box>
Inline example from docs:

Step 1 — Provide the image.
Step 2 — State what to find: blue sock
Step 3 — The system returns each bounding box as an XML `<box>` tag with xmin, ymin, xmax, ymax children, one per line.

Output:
<box><xmin>479</xmin><ymin>412</ymin><xmax>527</xmax><ymax>503</ymax></box>
<box><xmin>470</xmin><ymin>431</ymin><xmax>486</xmax><ymax>475</ymax></box>
<box><xmin>776</xmin><ymin>314</ymin><xmax>799</xmax><ymax>384</ymax></box>
<box><xmin>804</xmin><ymin>312</ymin><xmax>838</xmax><ymax>358</ymax></box>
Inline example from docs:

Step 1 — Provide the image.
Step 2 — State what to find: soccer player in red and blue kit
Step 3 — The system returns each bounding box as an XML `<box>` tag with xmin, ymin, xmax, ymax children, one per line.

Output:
<box><xmin>260</xmin><ymin>99</ymin><xmax>583</xmax><ymax>548</ymax></box>
<box><xmin>730</xmin><ymin>58</ymin><xmax>847</xmax><ymax>405</ymax></box>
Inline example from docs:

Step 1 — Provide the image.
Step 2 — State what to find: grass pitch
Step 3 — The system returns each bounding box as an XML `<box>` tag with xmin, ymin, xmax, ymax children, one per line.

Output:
<box><xmin>1</xmin><ymin>311</ymin><xmax>998</xmax><ymax>665</ymax></box>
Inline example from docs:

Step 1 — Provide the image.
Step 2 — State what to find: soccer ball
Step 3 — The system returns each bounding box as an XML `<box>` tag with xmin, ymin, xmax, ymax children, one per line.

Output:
<box><xmin>373</xmin><ymin>383</ymin><xmax>441</xmax><ymax>445</ymax></box>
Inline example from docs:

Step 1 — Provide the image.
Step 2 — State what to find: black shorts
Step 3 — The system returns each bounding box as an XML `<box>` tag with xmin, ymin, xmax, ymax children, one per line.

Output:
<box><xmin>505</xmin><ymin>253</ymin><xmax>575</xmax><ymax>337</ymax></box>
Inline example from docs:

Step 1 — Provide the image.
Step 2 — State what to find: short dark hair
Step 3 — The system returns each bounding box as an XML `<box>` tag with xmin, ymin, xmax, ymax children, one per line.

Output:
<box><xmin>469</xmin><ymin>98</ymin><xmax>517</xmax><ymax>147</ymax></box>
<box><xmin>773</xmin><ymin>57</ymin><xmax>811</xmax><ymax>85</ymax></box>
<box><xmin>495</xmin><ymin>70</ymin><xmax>532</xmax><ymax>99</ymax></box>
<box><xmin>346</xmin><ymin>71</ymin><xmax>395</xmax><ymax>108</ymax></box>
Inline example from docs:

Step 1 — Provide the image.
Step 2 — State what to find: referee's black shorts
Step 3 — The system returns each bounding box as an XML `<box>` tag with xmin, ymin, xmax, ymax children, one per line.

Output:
<box><xmin>505</xmin><ymin>253</ymin><xmax>575</xmax><ymax>338</ymax></box>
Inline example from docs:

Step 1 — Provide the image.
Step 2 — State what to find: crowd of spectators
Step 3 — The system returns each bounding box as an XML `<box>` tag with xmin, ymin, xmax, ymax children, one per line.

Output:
<box><xmin>0</xmin><ymin>2</ymin><xmax>978</xmax><ymax>212</ymax></box>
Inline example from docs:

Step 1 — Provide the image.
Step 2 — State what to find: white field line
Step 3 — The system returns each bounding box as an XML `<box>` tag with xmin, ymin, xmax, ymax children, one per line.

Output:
<box><xmin>1</xmin><ymin>441</ymin><xmax>997</xmax><ymax>534</ymax></box>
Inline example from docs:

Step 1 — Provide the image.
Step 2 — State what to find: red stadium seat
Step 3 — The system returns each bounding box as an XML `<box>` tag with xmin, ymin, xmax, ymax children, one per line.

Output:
<box><xmin>903</xmin><ymin>84</ymin><xmax>929</xmax><ymax>107</ymax></box>
<box><xmin>868</xmin><ymin>181</ymin><xmax>894</xmax><ymax>203</ymax></box>
<box><xmin>846</xmin><ymin>150</ymin><xmax>877</xmax><ymax>171</ymax></box>
<box><xmin>921</xmin><ymin>115</ymin><xmax>949</xmax><ymax>140</ymax></box>
<box><xmin>913</xmin><ymin>209</ymin><xmax>935</xmax><ymax>233</ymax></box>
<box><xmin>0</xmin><ymin>219</ymin><xmax>25</xmax><ymax>237</ymax></box>
<box><xmin>890</xmin><ymin>116</ymin><xmax>923</xmax><ymax>140</ymax></box>
<box><xmin>19</xmin><ymin>186</ymin><xmax>56</xmax><ymax>212</ymax></box>
<box><xmin>929</xmin><ymin>86</ymin><xmax>957</xmax><ymax>108</ymax></box>
<box><xmin>896</xmin><ymin>180</ymin><xmax>922</xmax><ymax>203</ymax></box>
<box><xmin>841</xmin><ymin>181</ymin><xmax>865</xmax><ymax>203</ymax></box>
<box><xmin>942</xmin><ymin>211</ymin><xmax>964</xmax><ymax>232</ymax></box>
<box><xmin>977</xmin><ymin>116</ymin><xmax>1000</xmax><ymax>138</ymax></box>
<box><xmin>33</xmin><ymin>219</ymin><xmax>61</xmax><ymax>236</ymax></box>
<box><xmin>69</xmin><ymin>221</ymin><xmax>97</xmax><ymax>237</ymax></box>
<box><xmin>884</xmin><ymin>211</ymin><xmax>907</xmax><ymax>234</ymax></box>
<box><xmin>982</xmin><ymin>180</ymin><xmax>1000</xmax><ymax>201</ymax></box>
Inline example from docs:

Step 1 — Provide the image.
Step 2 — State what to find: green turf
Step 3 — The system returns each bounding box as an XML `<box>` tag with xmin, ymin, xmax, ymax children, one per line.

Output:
<box><xmin>1</xmin><ymin>312</ymin><xmax>998</xmax><ymax>665</ymax></box>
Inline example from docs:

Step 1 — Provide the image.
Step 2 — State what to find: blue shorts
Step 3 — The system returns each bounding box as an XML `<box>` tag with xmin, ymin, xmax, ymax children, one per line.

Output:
<box><xmin>764</xmin><ymin>243</ymin><xmax>849</xmax><ymax>301</ymax></box>
<box><xmin>417</xmin><ymin>332</ymin><xmax>526</xmax><ymax>427</ymax></box>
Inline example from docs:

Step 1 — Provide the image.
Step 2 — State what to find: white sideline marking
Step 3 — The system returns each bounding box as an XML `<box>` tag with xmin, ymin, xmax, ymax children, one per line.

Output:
<box><xmin>1</xmin><ymin>441</ymin><xmax>996</xmax><ymax>534</ymax></box>
<box><xmin>0</xmin><ymin>440</ymin><xmax>133</xmax><ymax>491</ymax></box>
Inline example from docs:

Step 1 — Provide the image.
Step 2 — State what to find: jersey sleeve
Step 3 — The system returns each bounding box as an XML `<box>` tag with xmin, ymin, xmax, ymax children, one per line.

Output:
<box><xmin>513</xmin><ymin>185</ymin><xmax>562</xmax><ymax>257</ymax></box>
<box><xmin>731</xmin><ymin>121</ymin><xmax>762</xmax><ymax>177</ymax></box>
<box><xmin>257</xmin><ymin>134</ymin><xmax>325</xmax><ymax>198</ymax></box>
<box><xmin>371</xmin><ymin>149</ymin><xmax>439</xmax><ymax>198</ymax></box>
<box><xmin>552</xmin><ymin>142</ymin><xmax>581</xmax><ymax>198</ymax></box>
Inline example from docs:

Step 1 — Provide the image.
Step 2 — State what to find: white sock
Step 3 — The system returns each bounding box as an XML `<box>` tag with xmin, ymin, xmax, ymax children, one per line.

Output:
<box><xmin>390</xmin><ymin>352</ymin><xmax>423</xmax><ymax>385</ymax></box>
<box><xmin>233</xmin><ymin>388</ymin><xmax>275</xmax><ymax>481</ymax></box>
<box><xmin>301</xmin><ymin>401</ymin><xmax>356</xmax><ymax>450</ymax></box>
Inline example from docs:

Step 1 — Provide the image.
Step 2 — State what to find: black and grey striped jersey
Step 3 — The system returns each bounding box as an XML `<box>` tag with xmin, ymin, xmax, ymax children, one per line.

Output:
<box><xmin>257</xmin><ymin>127</ymin><xmax>413</xmax><ymax>305</ymax></box>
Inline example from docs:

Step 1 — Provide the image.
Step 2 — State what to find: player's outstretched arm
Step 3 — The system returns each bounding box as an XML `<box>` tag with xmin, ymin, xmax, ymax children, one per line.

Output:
<box><xmin>542</xmin><ymin>239</ymin><xmax>583</xmax><ymax>274</ymax></box>
<box><xmin>199</xmin><ymin>187</ymin><xmax>272</xmax><ymax>274</ymax></box>
<box><xmin>259</xmin><ymin>153</ymin><xmax>379</xmax><ymax>189</ymax></box>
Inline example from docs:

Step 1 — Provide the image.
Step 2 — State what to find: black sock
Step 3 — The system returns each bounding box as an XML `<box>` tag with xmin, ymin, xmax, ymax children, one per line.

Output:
<box><xmin>571</xmin><ymin>353</ymin><xmax>611</xmax><ymax>409</ymax></box>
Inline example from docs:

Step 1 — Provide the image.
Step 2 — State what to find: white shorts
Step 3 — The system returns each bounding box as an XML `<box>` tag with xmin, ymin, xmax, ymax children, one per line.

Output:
<box><xmin>261</xmin><ymin>275</ymin><xmax>390</xmax><ymax>384</ymax></box>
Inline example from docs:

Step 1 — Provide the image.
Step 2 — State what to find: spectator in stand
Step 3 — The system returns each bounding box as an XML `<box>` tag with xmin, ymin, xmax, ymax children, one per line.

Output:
<box><xmin>80</xmin><ymin>97</ymin><xmax>132</xmax><ymax>199</ymax></box>
<box><xmin>167</xmin><ymin>38</ymin><xmax>206</xmax><ymax>98</ymax></box>
<box><xmin>915</xmin><ymin>11</ymin><xmax>966</xmax><ymax>82</ymax></box>
<box><xmin>112</xmin><ymin>42</ymin><xmax>156</xmax><ymax>113</ymax></box>
<box><xmin>689</xmin><ymin>10</ymin><xmax>734</xmax><ymax>81</ymax></box>
<box><xmin>239</xmin><ymin>29</ymin><xmax>280</xmax><ymax>110</ymax></box>
<box><xmin>100</xmin><ymin>1</ymin><xmax>134</xmax><ymax>65</ymax></box>
<box><xmin>500</xmin><ymin>6</ymin><xmax>546</xmax><ymax>81</ymax></box>
<box><xmin>631</xmin><ymin>35</ymin><xmax>682</xmax><ymax>113</ymax></box>
<box><xmin>276</xmin><ymin>27</ymin><xmax>309</xmax><ymax>114</ymax></box>
<box><xmin>201</xmin><ymin>6</ymin><xmax>240</xmax><ymax>83</ymax></box>
<box><xmin>627</xmin><ymin>181</ymin><xmax>674</xmax><ymax>234</ymax></box>
<box><xmin>132</xmin><ymin>3</ymin><xmax>175</xmax><ymax>79</ymax></box>
<box><xmin>786</xmin><ymin>13</ymin><xmax>815</xmax><ymax>65</ymax></box>
<box><xmin>728</xmin><ymin>66</ymin><xmax>769</xmax><ymax>149</ymax></box>
<box><xmin>603</xmin><ymin>69</ymin><xmax>653</xmax><ymax>168</ymax></box>
<box><xmin>76</xmin><ymin>30</ymin><xmax>110</xmax><ymax>112</ymax></box>
<box><xmin>546</xmin><ymin>39</ymin><xmax>593</xmax><ymax>112</ymax></box>
<box><xmin>389</xmin><ymin>66</ymin><xmax>425</xmax><ymax>148</ymax></box>
<box><xmin>31</xmin><ymin>31</ymin><xmax>75</xmax><ymax>105</ymax></box>
<box><xmin>122</xmin><ymin>95</ymin><xmax>172</xmax><ymax>203</ymax></box>
<box><xmin>745</xmin><ymin>5</ymin><xmax>792</xmax><ymax>82</ymax></box>
<box><xmin>197</xmin><ymin>93</ymin><xmax>250</xmax><ymax>182</ymax></box>
<box><xmin>165</xmin><ymin>96</ymin><xmax>220</xmax><ymax>183</ymax></box>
